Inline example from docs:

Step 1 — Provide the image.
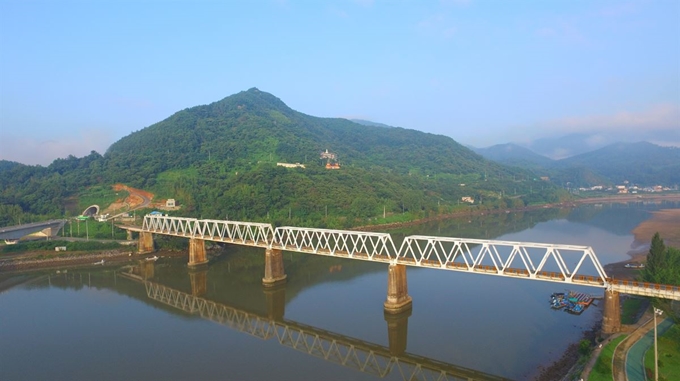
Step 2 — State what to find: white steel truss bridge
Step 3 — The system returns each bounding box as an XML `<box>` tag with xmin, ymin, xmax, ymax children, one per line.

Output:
<box><xmin>139</xmin><ymin>215</ymin><xmax>680</xmax><ymax>300</ymax></box>
<box><xmin>141</xmin><ymin>280</ymin><xmax>511</xmax><ymax>381</ymax></box>
<box><xmin>142</xmin><ymin>215</ymin><xmax>274</xmax><ymax>247</ymax></box>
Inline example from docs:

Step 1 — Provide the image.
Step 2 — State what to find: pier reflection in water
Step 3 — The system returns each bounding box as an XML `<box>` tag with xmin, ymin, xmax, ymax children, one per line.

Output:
<box><xmin>122</xmin><ymin>262</ymin><xmax>511</xmax><ymax>381</ymax></box>
<box><xmin>7</xmin><ymin>203</ymin><xmax>672</xmax><ymax>380</ymax></box>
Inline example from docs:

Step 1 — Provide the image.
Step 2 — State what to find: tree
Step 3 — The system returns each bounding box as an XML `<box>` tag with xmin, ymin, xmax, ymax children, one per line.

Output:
<box><xmin>644</xmin><ymin>233</ymin><xmax>666</xmax><ymax>280</ymax></box>
<box><xmin>641</xmin><ymin>233</ymin><xmax>679</xmax><ymax>286</ymax></box>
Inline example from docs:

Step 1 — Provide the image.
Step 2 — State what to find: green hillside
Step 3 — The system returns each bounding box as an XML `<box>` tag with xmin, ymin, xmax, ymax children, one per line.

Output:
<box><xmin>0</xmin><ymin>88</ymin><xmax>560</xmax><ymax>228</ymax></box>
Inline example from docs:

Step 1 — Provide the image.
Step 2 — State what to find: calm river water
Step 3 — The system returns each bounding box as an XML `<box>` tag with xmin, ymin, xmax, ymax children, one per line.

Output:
<box><xmin>1</xmin><ymin>200</ymin><xmax>678</xmax><ymax>380</ymax></box>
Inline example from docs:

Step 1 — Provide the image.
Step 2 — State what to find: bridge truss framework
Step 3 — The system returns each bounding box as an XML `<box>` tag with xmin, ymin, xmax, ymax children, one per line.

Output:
<box><xmin>140</xmin><ymin>215</ymin><xmax>680</xmax><ymax>300</ymax></box>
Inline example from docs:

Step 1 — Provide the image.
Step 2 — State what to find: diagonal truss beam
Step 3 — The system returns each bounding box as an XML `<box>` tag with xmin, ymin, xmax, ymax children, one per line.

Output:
<box><xmin>143</xmin><ymin>215</ymin><xmax>274</xmax><ymax>247</ymax></box>
<box><xmin>397</xmin><ymin>235</ymin><xmax>608</xmax><ymax>286</ymax></box>
<box><xmin>137</xmin><ymin>215</ymin><xmax>680</xmax><ymax>297</ymax></box>
<box><xmin>273</xmin><ymin>226</ymin><xmax>397</xmax><ymax>262</ymax></box>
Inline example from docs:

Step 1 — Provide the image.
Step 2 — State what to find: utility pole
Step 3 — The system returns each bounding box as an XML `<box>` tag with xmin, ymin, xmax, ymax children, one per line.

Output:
<box><xmin>654</xmin><ymin>307</ymin><xmax>663</xmax><ymax>381</ymax></box>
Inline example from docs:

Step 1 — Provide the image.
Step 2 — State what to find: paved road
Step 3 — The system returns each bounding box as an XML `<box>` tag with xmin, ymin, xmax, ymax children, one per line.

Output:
<box><xmin>611</xmin><ymin>312</ymin><xmax>656</xmax><ymax>381</ymax></box>
<box><xmin>626</xmin><ymin>317</ymin><xmax>674</xmax><ymax>381</ymax></box>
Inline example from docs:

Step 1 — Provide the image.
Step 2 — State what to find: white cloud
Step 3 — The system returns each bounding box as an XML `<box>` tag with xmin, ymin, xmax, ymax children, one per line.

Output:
<box><xmin>538</xmin><ymin>103</ymin><xmax>680</xmax><ymax>134</ymax></box>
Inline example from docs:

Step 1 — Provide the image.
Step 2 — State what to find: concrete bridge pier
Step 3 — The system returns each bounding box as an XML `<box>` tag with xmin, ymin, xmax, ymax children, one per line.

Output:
<box><xmin>262</xmin><ymin>248</ymin><xmax>287</xmax><ymax>287</ymax></box>
<box><xmin>189</xmin><ymin>269</ymin><xmax>208</xmax><ymax>297</ymax></box>
<box><xmin>138</xmin><ymin>231</ymin><xmax>155</xmax><ymax>254</ymax></box>
<box><xmin>263</xmin><ymin>284</ymin><xmax>286</xmax><ymax>320</ymax></box>
<box><xmin>384</xmin><ymin>264</ymin><xmax>413</xmax><ymax>314</ymax></box>
<box><xmin>602</xmin><ymin>289</ymin><xmax>621</xmax><ymax>334</ymax></box>
<box><xmin>188</xmin><ymin>238</ymin><xmax>209</xmax><ymax>267</ymax></box>
<box><xmin>126</xmin><ymin>230</ymin><xmax>133</xmax><ymax>241</ymax></box>
<box><xmin>384</xmin><ymin>308</ymin><xmax>411</xmax><ymax>356</ymax></box>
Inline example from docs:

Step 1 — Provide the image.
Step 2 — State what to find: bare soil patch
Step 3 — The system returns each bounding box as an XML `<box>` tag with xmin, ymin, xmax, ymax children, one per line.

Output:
<box><xmin>631</xmin><ymin>208</ymin><xmax>680</xmax><ymax>249</ymax></box>
<box><xmin>604</xmin><ymin>208</ymin><xmax>680</xmax><ymax>281</ymax></box>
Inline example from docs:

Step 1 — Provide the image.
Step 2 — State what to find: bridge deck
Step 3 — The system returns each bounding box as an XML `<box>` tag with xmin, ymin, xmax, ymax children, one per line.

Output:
<box><xmin>121</xmin><ymin>216</ymin><xmax>680</xmax><ymax>300</ymax></box>
<box><xmin>0</xmin><ymin>220</ymin><xmax>66</xmax><ymax>240</ymax></box>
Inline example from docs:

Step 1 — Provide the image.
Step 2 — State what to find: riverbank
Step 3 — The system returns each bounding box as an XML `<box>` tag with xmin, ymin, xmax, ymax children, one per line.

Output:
<box><xmin>0</xmin><ymin>249</ymin><xmax>187</xmax><ymax>273</ymax></box>
<box><xmin>4</xmin><ymin>194</ymin><xmax>678</xmax><ymax>274</ymax></box>
<box><xmin>603</xmin><ymin>206</ymin><xmax>680</xmax><ymax>281</ymax></box>
<box><xmin>533</xmin><ymin>321</ymin><xmax>600</xmax><ymax>381</ymax></box>
<box><xmin>353</xmin><ymin>193</ymin><xmax>680</xmax><ymax>232</ymax></box>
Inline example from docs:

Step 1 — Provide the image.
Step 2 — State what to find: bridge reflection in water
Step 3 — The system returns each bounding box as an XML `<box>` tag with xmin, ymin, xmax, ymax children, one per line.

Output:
<box><xmin>121</xmin><ymin>265</ymin><xmax>512</xmax><ymax>381</ymax></box>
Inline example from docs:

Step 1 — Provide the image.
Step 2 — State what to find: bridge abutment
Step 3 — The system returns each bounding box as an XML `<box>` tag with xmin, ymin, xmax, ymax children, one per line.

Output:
<box><xmin>138</xmin><ymin>231</ymin><xmax>155</xmax><ymax>254</ymax></box>
<box><xmin>602</xmin><ymin>289</ymin><xmax>621</xmax><ymax>334</ymax></box>
<box><xmin>384</xmin><ymin>264</ymin><xmax>412</xmax><ymax>314</ymax></box>
<box><xmin>262</xmin><ymin>248</ymin><xmax>287</xmax><ymax>287</ymax></box>
<box><xmin>188</xmin><ymin>238</ymin><xmax>209</xmax><ymax>267</ymax></box>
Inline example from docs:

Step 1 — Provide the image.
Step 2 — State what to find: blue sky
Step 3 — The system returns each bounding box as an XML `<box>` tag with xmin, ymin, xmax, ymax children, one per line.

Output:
<box><xmin>1</xmin><ymin>0</ymin><xmax>678</xmax><ymax>165</ymax></box>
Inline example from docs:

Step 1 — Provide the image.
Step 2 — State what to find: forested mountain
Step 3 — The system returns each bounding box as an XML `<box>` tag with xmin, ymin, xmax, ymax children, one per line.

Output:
<box><xmin>475</xmin><ymin>140</ymin><xmax>680</xmax><ymax>187</ymax></box>
<box><xmin>1</xmin><ymin>88</ymin><xmax>561</xmax><ymax>228</ymax></box>
<box><xmin>472</xmin><ymin>143</ymin><xmax>554</xmax><ymax>170</ymax></box>
<box><xmin>349</xmin><ymin>119</ymin><xmax>393</xmax><ymax>128</ymax></box>
<box><xmin>555</xmin><ymin>142</ymin><xmax>680</xmax><ymax>185</ymax></box>
<box><xmin>523</xmin><ymin>133</ymin><xmax>611</xmax><ymax>159</ymax></box>
<box><xmin>0</xmin><ymin>160</ymin><xmax>22</xmax><ymax>172</ymax></box>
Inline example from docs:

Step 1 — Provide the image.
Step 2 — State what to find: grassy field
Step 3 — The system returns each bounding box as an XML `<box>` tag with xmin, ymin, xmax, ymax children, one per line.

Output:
<box><xmin>621</xmin><ymin>298</ymin><xmax>646</xmax><ymax>324</ymax></box>
<box><xmin>643</xmin><ymin>321</ymin><xmax>679</xmax><ymax>381</ymax></box>
<box><xmin>77</xmin><ymin>185</ymin><xmax>128</xmax><ymax>212</ymax></box>
<box><xmin>588</xmin><ymin>335</ymin><xmax>628</xmax><ymax>381</ymax></box>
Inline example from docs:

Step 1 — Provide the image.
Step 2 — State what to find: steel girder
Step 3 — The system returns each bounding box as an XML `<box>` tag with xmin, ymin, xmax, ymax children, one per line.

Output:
<box><xmin>273</xmin><ymin>226</ymin><xmax>397</xmax><ymax>261</ymax></box>
<box><xmin>138</xmin><ymin>215</ymin><xmax>680</xmax><ymax>298</ymax></box>
<box><xmin>398</xmin><ymin>235</ymin><xmax>608</xmax><ymax>286</ymax></box>
<box><xmin>143</xmin><ymin>215</ymin><xmax>274</xmax><ymax>247</ymax></box>
<box><xmin>608</xmin><ymin>280</ymin><xmax>680</xmax><ymax>300</ymax></box>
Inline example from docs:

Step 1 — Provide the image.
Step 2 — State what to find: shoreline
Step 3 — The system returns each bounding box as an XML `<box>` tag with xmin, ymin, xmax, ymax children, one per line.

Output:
<box><xmin>0</xmin><ymin>249</ymin><xmax>187</xmax><ymax>273</ymax></box>
<box><xmin>2</xmin><ymin>193</ymin><xmax>678</xmax><ymax>380</ymax></box>
<box><xmin>3</xmin><ymin>194</ymin><xmax>678</xmax><ymax>273</ymax></box>
<box><xmin>353</xmin><ymin>193</ymin><xmax>680</xmax><ymax>231</ymax></box>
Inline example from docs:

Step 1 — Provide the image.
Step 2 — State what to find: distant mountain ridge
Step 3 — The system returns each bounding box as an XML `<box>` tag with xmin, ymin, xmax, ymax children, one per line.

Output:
<box><xmin>473</xmin><ymin>140</ymin><xmax>680</xmax><ymax>186</ymax></box>
<box><xmin>471</xmin><ymin>143</ymin><xmax>554</xmax><ymax>170</ymax></box>
<box><xmin>556</xmin><ymin>141</ymin><xmax>680</xmax><ymax>185</ymax></box>
<box><xmin>521</xmin><ymin>133</ymin><xmax>611</xmax><ymax>160</ymax></box>
<box><xmin>349</xmin><ymin>119</ymin><xmax>393</xmax><ymax>128</ymax></box>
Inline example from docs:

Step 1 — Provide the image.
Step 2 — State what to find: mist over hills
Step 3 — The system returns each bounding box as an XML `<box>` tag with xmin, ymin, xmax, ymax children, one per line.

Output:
<box><xmin>1</xmin><ymin>88</ymin><xmax>555</xmax><ymax>227</ymax></box>
<box><xmin>471</xmin><ymin>143</ymin><xmax>554</xmax><ymax>170</ymax></box>
<box><xmin>472</xmin><ymin>140</ymin><xmax>680</xmax><ymax>187</ymax></box>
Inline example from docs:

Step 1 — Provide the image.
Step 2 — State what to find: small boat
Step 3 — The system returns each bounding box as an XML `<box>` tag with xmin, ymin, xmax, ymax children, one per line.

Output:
<box><xmin>145</xmin><ymin>255</ymin><xmax>159</xmax><ymax>262</ymax></box>
<box><xmin>93</xmin><ymin>260</ymin><xmax>105</xmax><ymax>265</ymax></box>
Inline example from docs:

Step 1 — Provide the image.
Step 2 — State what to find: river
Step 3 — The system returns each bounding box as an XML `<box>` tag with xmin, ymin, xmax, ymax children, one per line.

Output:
<box><xmin>1</xmin><ymin>200</ymin><xmax>678</xmax><ymax>380</ymax></box>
